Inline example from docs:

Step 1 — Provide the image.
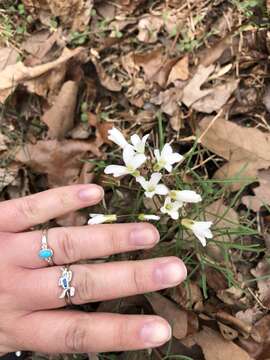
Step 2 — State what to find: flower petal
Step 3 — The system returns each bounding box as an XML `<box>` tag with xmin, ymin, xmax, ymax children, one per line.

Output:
<box><xmin>155</xmin><ymin>184</ymin><xmax>169</xmax><ymax>195</ymax></box>
<box><xmin>136</xmin><ymin>176</ymin><xmax>148</xmax><ymax>190</ymax></box>
<box><xmin>130</xmin><ymin>134</ymin><xmax>141</xmax><ymax>147</ymax></box>
<box><xmin>104</xmin><ymin>165</ymin><xmax>129</xmax><ymax>177</ymax></box>
<box><xmin>168</xmin><ymin>152</ymin><xmax>184</xmax><ymax>164</ymax></box>
<box><xmin>161</xmin><ymin>143</ymin><xmax>173</xmax><ymax>157</ymax></box>
<box><xmin>123</xmin><ymin>144</ymin><xmax>135</xmax><ymax>165</ymax></box>
<box><xmin>108</xmin><ymin>128</ymin><xmax>128</xmax><ymax>148</ymax></box>
<box><xmin>165</xmin><ymin>163</ymin><xmax>173</xmax><ymax>172</ymax></box>
<box><xmin>154</xmin><ymin>149</ymin><xmax>161</xmax><ymax>161</ymax></box>
<box><xmin>131</xmin><ymin>154</ymin><xmax>146</xmax><ymax>169</ymax></box>
<box><xmin>175</xmin><ymin>190</ymin><xmax>202</xmax><ymax>203</ymax></box>
<box><xmin>145</xmin><ymin>191</ymin><xmax>155</xmax><ymax>198</ymax></box>
<box><xmin>169</xmin><ymin>210</ymin><xmax>179</xmax><ymax>220</ymax></box>
<box><xmin>150</xmin><ymin>172</ymin><xmax>162</xmax><ymax>186</ymax></box>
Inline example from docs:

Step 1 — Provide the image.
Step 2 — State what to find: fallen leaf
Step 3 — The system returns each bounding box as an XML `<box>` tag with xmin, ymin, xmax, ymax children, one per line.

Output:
<box><xmin>91</xmin><ymin>57</ymin><xmax>122</xmax><ymax>92</ymax></box>
<box><xmin>133</xmin><ymin>49</ymin><xmax>175</xmax><ymax>87</ymax></box>
<box><xmin>182</xmin><ymin>64</ymin><xmax>215</xmax><ymax>107</ymax></box>
<box><xmin>182</xmin><ymin>64</ymin><xmax>238</xmax><ymax>113</ymax></box>
<box><xmin>167</xmin><ymin>56</ymin><xmax>189</xmax><ymax>84</ymax></box>
<box><xmin>0</xmin><ymin>47</ymin><xmax>19</xmax><ymax>71</ymax></box>
<box><xmin>0</xmin><ymin>47</ymin><xmax>84</xmax><ymax>103</ymax></box>
<box><xmin>0</xmin><ymin>167</ymin><xmax>18</xmax><ymax>191</ymax></box>
<box><xmin>15</xmin><ymin>139</ymin><xmax>101</xmax><ymax>187</ymax></box>
<box><xmin>198</xmin><ymin>34</ymin><xmax>234</xmax><ymax>67</ymax></box>
<box><xmin>22</xmin><ymin>0</ymin><xmax>93</xmax><ymax>31</ymax></box>
<box><xmin>205</xmin><ymin>199</ymin><xmax>239</xmax><ymax>261</ymax></box>
<box><xmin>251</xmin><ymin>258</ymin><xmax>270</xmax><ymax>308</ymax></box>
<box><xmin>137</xmin><ymin>16</ymin><xmax>164</xmax><ymax>43</ymax></box>
<box><xmin>22</xmin><ymin>30</ymin><xmax>64</xmax><ymax>66</ymax></box>
<box><xmin>0</xmin><ymin>132</ymin><xmax>10</xmax><ymax>151</ymax></box>
<box><xmin>146</xmin><ymin>292</ymin><xmax>198</xmax><ymax>340</ymax></box>
<box><xmin>198</xmin><ymin>116</ymin><xmax>270</xmax><ymax>189</ymax></box>
<box><xmin>242</xmin><ymin>169</ymin><xmax>270</xmax><ymax>211</ymax></box>
<box><xmin>263</xmin><ymin>85</ymin><xmax>270</xmax><ymax>113</ymax></box>
<box><xmin>192</xmin><ymin>79</ymin><xmax>239</xmax><ymax>113</ymax></box>
<box><xmin>214</xmin><ymin>160</ymin><xmax>257</xmax><ymax>192</ymax></box>
<box><xmin>182</xmin><ymin>326</ymin><xmax>252</xmax><ymax>360</ymax></box>
<box><xmin>42</xmin><ymin>80</ymin><xmax>79</xmax><ymax>139</ymax></box>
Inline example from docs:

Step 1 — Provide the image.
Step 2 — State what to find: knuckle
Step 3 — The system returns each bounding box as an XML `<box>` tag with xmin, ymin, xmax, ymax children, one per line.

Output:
<box><xmin>59</xmin><ymin>229</ymin><xmax>78</xmax><ymax>263</ymax></box>
<box><xmin>132</xmin><ymin>266</ymin><xmax>144</xmax><ymax>294</ymax></box>
<box><xmin>115</xmin><ymin>320</ymin><xmax>129</xmax><ymax>349</ymax></box>
<box><xmin>76</xmin><ymin>267</ymin><xmax>96</xmax><ymax>302</ymax></box>
<box><xmin>65</xmin><ymin>319</ymin><xmax>88</xmax><ymax>352</ymax></box>
<box><xmin>109</xmin><ymin>228</ymin><xmax>122</xmax><ymax>254</ymax></box>
<box><xmin>18</xmin><ymin>197</ymin><xmax>38</xmax><ymax>222</ymax></box>
<box><xmin>58</xmin><ymin>193</ymin><xmax>71</xmax><ymax>209</ymax></box>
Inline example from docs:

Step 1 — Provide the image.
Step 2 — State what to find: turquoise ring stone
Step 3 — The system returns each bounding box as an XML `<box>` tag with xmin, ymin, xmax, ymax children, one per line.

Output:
<box><xmin>39</xmin><ymin>248</ymin><xmax>53</xmax><ymax>260</ymax></box>
<box><xmin>40</xmin><ymin>228</ymin><xmax>54</xmax><ymax>264</ymax></box>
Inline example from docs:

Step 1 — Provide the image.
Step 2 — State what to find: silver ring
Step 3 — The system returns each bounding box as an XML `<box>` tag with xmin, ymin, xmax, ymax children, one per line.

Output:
<box><xmin>38</xmin><ymin>228</ymin><xmax>54</xmax><ymax>265</ymax></box>
<box><xmin>59</xmin><ymin>266</ymin><xmax>75</xmax><ymax>305</ymax></box>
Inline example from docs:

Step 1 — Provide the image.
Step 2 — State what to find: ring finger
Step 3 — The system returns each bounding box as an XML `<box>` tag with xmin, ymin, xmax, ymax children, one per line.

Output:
<box><xmin>19</xmin><ymin>257</ymin><xmax>187</xmax><ymax>310</ymax></box>
<box><xmin>11</xmin><ymin>223</ymin><xmax>160</xmax><ymax>268</ymax></box>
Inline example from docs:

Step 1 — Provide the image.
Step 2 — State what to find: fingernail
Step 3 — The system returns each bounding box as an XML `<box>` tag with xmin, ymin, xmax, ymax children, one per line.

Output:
<box><xmin>129</xmin><ymin>226</ymin><xmax>159</xmax><ymax>246</ymax></box>
<box><xmin>140</xmin><ymin>321</ymin><xmax>171</xmax><ymax>345</ymax></box>
<box><xmin>153</xmin><ymin>259</ymin><xmax>187</xmax><ymax>286</ymax></box>
<box><xmin>78</xmin><ymin>186</ymin><xmax>104</xmax><ymax>201</ymax></box>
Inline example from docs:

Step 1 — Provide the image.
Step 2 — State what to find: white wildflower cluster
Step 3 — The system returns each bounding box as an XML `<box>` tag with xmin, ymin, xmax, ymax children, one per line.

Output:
<box><xmin>88</xmin><ymin>128</ymin><xmax>213</xmax><ymax>247</ymax></box>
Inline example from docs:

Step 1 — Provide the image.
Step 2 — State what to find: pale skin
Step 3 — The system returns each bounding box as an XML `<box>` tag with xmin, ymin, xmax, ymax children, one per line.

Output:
<box><xmin>0</xmin><ymin>184</ymin><xmax>187</xmax><ymax>354</ymax></box>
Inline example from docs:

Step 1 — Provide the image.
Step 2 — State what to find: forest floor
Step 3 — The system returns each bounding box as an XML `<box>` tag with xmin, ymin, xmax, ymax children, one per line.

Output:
<box><xmin>1</xmin><ymin>1</ymin><xmax>270</xmax><ymax>359</ymax></box>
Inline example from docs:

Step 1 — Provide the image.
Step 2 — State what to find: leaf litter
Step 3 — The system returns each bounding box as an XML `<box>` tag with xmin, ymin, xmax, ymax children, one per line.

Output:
<box><xmin>1</xmin><ymin>0</ymin><xmax>270</xmax><ymax>358</ymax></box>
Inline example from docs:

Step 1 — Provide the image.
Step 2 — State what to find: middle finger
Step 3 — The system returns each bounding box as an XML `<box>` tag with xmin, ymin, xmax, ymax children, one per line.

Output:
<box><xmin>19</xmin><ymin>257</ymin><xmax>187</xmax><ymax>310</ymax></box>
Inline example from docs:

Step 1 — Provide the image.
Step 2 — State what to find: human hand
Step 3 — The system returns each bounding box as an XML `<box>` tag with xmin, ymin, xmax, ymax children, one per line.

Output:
<box><xmin>0</xmin><ymin>184</ymin><xmax>187</xmax><ymax>354</ymax></box>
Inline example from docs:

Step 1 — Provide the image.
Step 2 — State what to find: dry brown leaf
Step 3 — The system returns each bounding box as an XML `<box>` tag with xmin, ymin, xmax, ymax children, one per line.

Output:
<box><xmin>214</xmin><ymin>161</ymin><xmax>257</xmax><ymax>192</ymax></box>
<box><xmin>242</xmin><ymin>169</ymin><xmax>270</xmax><ymax>211</ymax></box>
<box><xmin>182</xmin><ymin>326</ymin><xmax>252</xmax><ymax>360</ymax></box>
<box><xmin>92</xmin><ymin>57</ymin><xmax>122</xmax><ymax>92</ymax></box>
<box><xmin>0</xmin><ymin>47</ymin><xmax>19</xmax><ymax>72</ymax></box>
<box><xmin>251</xmin><ymin>258</ymin><xmax>270</xmax><ymax>308</ymax></box>
<box><xmin>0</xmin><ymin>47</ymin><xmax>84</xmax><ymax>103</ymax></box>
<box><xmin>137</xmin><ymin>16</ymin><xmax>164</xmax><ymax>43</ymax></box>
<box><xmin>22</xmin><ymin>30</ymin><xmax>64</xmax><ymax>66</ymax></box>
<box><xmin>205</xmin><ymin>199</ymin><xmax>239</xmax><ymax>261</ymax></box>
<box><xmin>0</xmin><ymin>132</ymin><xmax>10</xmax><ymax>151</ymax></box>
<box><xmin>182</xmin><ymin>64</ymin><xmax>215</xmax><ymax>107</ymax></box>
<box><xmin>0</xmin><ymin>167</ymin><xmax>18</xmax><ymax>191</ymax></box>
<box><xmin>199</xmin><ymin>117</ymin><xmax>270</xmax><ymax>189</ymax></box>
<box><xmin>263</xmin><ymin>85</ymin><xmax>270</xmax><ymax>113</ymax></box>
<box><xmin>133</xmin><ymin>49</ymin><xmax>173</xmax><ymax>87</ymax></box>
<box><xmin>42</xmin><ymin>81</ymin><xmax>79</xmax><ymax>139</ymax></box>
<box><xmin>192</xmin><ymin>79</ymin><xmax>239</xmax><ymax>113</ymax></box>
<box><xmin>167</xmin><ymin>56</ymin><xmax>189</xmax><ymax>84</ymax></box>
<box><xmin>182</xmin><ymin>64</ymin><xmax>238</xmax><ymax>113</ymax></box>
<box><xmin>15</xmin><ymin>139</ymin><xmax>101</xmax><ymax>187</ymax></box>
<box><xmin>146</xmin><ymin>292</ymin><xmax>198</xmax><ymax>340</ymax></box>
<box><xmin>198</xmin><ymin>34</ymin><xmax>234</xmax><ymax>67</ymax></box>
<box><xmin>22</xmin><ymin>0</ymin><xmax>93</xmax><ymax>31</ymax></box>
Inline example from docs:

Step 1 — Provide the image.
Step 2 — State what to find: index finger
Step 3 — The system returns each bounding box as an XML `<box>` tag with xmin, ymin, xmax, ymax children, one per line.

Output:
<box><xmin>0</xmin><ymin>184</ymin><xmax>103</xmax><ymax>232</ymax></box>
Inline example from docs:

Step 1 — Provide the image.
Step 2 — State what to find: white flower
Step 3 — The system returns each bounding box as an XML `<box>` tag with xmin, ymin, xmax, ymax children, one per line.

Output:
<box><xmin>108</xmin><ymin>127</ymin><xmax>129</xmax><ymax>148</ymax></box>
<box><xmin>154</xmin><ymin>143</ymin><xmax>184</xmax><ymax>172</ymax></box>
<box><xmin>138</xmin><ymin>214</ymin><xmax>160</xmax><ymax>221</ymax></box>
<box><xmin>136</xmin><ymin>172</ymin><xmax>168</xmax><ymax>198</ymax></box>
<box><xmin>88</xmin><ymin>214</ymin><xmax>117</xmax><ymax>225</ymax></box>
<box><xmin>170</xmin><ymin>190</ymin><xmax>202</xmax><ymax>204</ymax></box>
<box><xmin>182</xmin><ymin>219</ymin><xmax>213</xmax><ymax>247</ymax></box>
<box><xmin>161</xmin><ymin>196</ymin><xmax>182</xmax><ymax>220</ymax></box>
<box><xmin>105</xmin><ymin>145</ymin><xmax>146</xmax><ymax>177</ymax></box>
<box><xmin>130</xmin><ymin>134</ymin><xmax>149</xmax><ymax>154</ymax></box>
